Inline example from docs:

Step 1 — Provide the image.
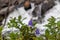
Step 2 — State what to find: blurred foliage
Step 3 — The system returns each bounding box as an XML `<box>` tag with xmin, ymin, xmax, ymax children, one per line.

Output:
<box><xmin>0</xmin><ymin>16</ymin><xmax>60</xmax><ymax>40</ymax></box>
<box><xmin>0</xmin><ymin>26</ymin><xmax>3</xmax><ymax>40</ymax></box>
<box><xmin>7</xmin><ymin>16</ymin><xmax>37</xmax><ymax>40</ymax></box>
<box><xmin>44</xmin><ymin>16</ymin><xmax>60</xmax><ymax>40</ymax></box>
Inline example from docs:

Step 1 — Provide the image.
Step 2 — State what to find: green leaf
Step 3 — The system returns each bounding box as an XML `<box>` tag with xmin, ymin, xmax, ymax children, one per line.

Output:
<box><xmin>57</xmin><ymin>21</ymin><xmax>60</xmax><ymax>28</ymax></box>
<box><xmin>9</xmin><ymin>32</ymin><xmax>19</xmax><ymax>40</ymax></box>
<box><xmin>18</xmin><ymin>16</ymin><xmax>22</xmax><ymax>21</ymax></box>
<box><xmin>45</xmin><ymin>29</ymin><xmax>50</xmax><ymax>37</ymax></box>
<box><xmin>0</xmin><ymin>27</ymin><xmax>3</xmax><ymax>32</ymax></box>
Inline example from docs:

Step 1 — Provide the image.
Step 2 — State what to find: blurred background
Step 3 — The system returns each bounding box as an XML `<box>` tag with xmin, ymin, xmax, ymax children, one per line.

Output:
<box><xmin>0</xmin><ymin>0</ymin><xmax>59</xmax><ymax>25</ymax></box>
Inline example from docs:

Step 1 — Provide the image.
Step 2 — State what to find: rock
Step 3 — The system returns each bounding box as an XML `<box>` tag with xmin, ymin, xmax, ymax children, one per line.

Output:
<box><xmin>31</xmin><ymin>0</ymin><xmax>44</xmax><ymax>5</ymax></box>
<box><xmin>31</xmin><ymin>0</ymin><xmax>55</xmax><ymax>14</ymax></box>
<box><xmin>0</xmin><ymin>0</ymin><xmax>16</xmax><ymax>9</ymax></box>
<box><xmin>41</xmin><ymin>0</ymin><xmax>55</xmax><ymax>17</ymax></box>
<box><xmin>0</xmin><ymin>0</ymin><xmax>23</xmax><ymax>25</ymax></box>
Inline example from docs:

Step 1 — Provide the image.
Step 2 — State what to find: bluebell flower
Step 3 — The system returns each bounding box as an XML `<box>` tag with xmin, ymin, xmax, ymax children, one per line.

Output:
<box><xmin>28</xmin><ymin>19</ymin><xmax>33</xmax><ymax>27</ymax></box>
<box><xmin>35</xmin><ymin>28</ymin><xmax>40</xmax><ymax>35</ymax></box>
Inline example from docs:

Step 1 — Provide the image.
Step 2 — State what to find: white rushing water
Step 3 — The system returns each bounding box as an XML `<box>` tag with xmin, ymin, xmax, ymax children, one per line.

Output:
<box><xmin>2</xmin><ymin>0</ymin><xmax>60</xmax><ymax>35</ymax></box>
<box><xmin>36</xmin><ymin>0</ymin><xmax>60</xmax><ymax>34</ymax></box>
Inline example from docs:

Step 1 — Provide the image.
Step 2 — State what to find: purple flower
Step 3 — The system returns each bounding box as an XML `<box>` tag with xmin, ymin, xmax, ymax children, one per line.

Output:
<box><xmin>35</xmin><ymin>28</ymin><xmax>40</xmax><ymax>35</ymax></box>
<box><xmin>28</xmin><ymin>19</ymin><xmax>33</xmax><ymax>26</ymax></box>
